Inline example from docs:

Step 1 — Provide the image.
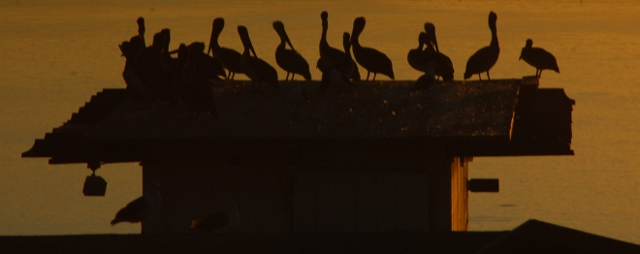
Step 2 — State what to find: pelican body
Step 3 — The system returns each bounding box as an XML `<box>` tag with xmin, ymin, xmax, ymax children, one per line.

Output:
<box><xmin>238</xmin><ymin>26</ymin><xmax>279</xmax><ymax>90</ymax></box>
<box><xmin>519</xmin><ymin>39</ymin><xmax>559</xmax><ymax>77</ymax></box>
<box><xmin>319</xmin><ymin>11</ymin><xmax>353</xmax><ymax>87</ymax></box>
<box><xmin>208</xmin><ymin>18</ymin><xmax>244</xmax><ymax>80</ymax></box>
<box><xmin>111</xmin><ymin>182</ymin><xmax>161</xmax><ymax>226</ymax></box>
<box><xmin>464</xmin><ymin>11</ymin><xmax>499</xmax><ymax>81</ymax></box>
<box><xmin>343</xmin><ymin>32</ymin><xmax>361</xmax><ymax>81</ymax></box>
<box><xmin>273</xmin><ymin>21</ymin><xmax>311</xmax><ymax>81</ymax></box>
<box><xmin>407</xmin><ymin>32</ymin><xmax>429</xmax><ymax>73</ymax></box>
<box><xmin>425</xmin><ymin>22</ymin><xmax>454</xmax><ymax>82</ymax></box>
<box><xmin>351</xmin><ymin>17</ymin><xmax>395</xmax><ymax>81</ymax></box>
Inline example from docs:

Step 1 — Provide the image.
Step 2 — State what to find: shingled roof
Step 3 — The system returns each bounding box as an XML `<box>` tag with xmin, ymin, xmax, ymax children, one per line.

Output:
<box><xmin>22</xmin><ymin>77</ymin><xmax>574</xmax><ymax>164</ymax></box>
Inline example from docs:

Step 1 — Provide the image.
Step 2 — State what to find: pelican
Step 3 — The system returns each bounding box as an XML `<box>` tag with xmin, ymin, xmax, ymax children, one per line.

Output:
<box><xmin>464</xmin><ymin>11</ymin><xmax>499</xmax><ymax>81</ymax></box>
<box><xmin>208</xmin><ymin>18</ymin><xmax>244</xmax><ymax>80</ymax></box>
<box><xmin>119</xmin><ymin>36</ymin><xmax>154</xmax><ymax>100</ymax></box>
<box><xmin>351</xmin><ymin>17</ymin><xmax>395</xmax><ymax>81</ymax></box>
<box><xmin>319</xmin><ymin>11</ymin><xmax>353</xmax><ymax>85</ymax></box>
<box><xmin>343</xmin><ymin>32</ymin><xmax>361</xmax><ymax>81</ymax></box>
<box><xmin>176</xmin><ymin>43</ymin><xmax>219</xmax><ymax>117</ymax></box>
<box><xmin>190</xmin><ymin>203</ymin><xmax>240</xmax><ymax>233</ymax></box>
<box><xmin>238</xmin><ymin>26</ymin><xmax>279</xmax><ymax>90</ymax></box>
<box><xmin>111</xmin><ymin>182</ymin><xmax>161</xmax><ymax>226</ymax></box>
<box><xmin>137</xmin><ymin>17</ymin><xmax>145</xmax><ymax>46</ymax></box>
<box><xmin>425</xmin><ymin>22</ymin><xmax>454</xmax><ymax>81</ymax></box>
<box><xmin>519</xmin><ymin>39</ymin><xmax>559</xmax><ymax>78</ymax></box>
<box><xmin>407</xmin><ymin>32</ymin><xmax>429</xmax><ymax>73</ymax></box>
<box><xmin>273</xmin><ymin>21</ymin><xmax>311</xmax><ymax>81</ymax></box>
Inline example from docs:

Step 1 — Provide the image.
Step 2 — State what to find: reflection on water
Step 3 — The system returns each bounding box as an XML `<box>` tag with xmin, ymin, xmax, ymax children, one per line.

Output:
<box><xmin>1</xmin><ymin>0</ymin><xmax>639</xmax><ymax>243</ymax></box>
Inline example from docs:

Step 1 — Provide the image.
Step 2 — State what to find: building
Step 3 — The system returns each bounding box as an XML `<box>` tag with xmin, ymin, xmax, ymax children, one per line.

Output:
<box><xmin>23</xmin><ymin>77</ymin><xmax>574</xmax><ymax>234</ymax></box>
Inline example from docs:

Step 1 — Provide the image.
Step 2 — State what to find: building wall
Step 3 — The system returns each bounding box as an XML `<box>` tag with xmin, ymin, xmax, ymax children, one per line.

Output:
<box><xmin>141</xmin><ymin>146</ymin><xmax>469</xmax><ymax>233</ymax></box>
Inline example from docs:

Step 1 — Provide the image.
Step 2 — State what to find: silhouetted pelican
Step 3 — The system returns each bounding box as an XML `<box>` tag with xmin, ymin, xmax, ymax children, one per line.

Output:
<box><xmin>519</xmin><ymin>39</ymin><xmax>559</xmax><ymax>77</ymax></box>
<box><xmin>188</xmin><ymin>42</ymin><xmax>226</xmax><ymax>81</ymax></box>
<box><xmin>351</xmin><ymin>17</ymin><xmax>395</xmax><ymax>81</ymax></box>
<box><xmin>425</xmin><ymin>23</ymin><xmax>454</xmax><ymax>81</ymax></box>
<box><xmin>464</xmin><ymin>11</ymin><xmax>499</xmax><ymax>81</ymax></box>
<box><xmin>190</xmin><ymin>203</ymin><xmax>239</xmax><ymax>233</ymax></box>
<box><xmin>319</xmin><ymin>11</ymin><xmax>353</xmax><ymax>85</ymax></box>
<box><xmin>137</xmin><ymin>32</ymin><xmax>176</xmax><ymax>103</ymax></box>
<box><xmin>119</xmin><ymin>36</ymin><xmax>154</xmax><ymax>100</ymax></box>
<box><xmin>176</xmin><ymin>43</ymin><xmax>219</xmax><ymax>117</ymax></box>
<box><xmin>111</xmin><ymin>182</ymin><xmax>161</xmax><ymax>226</ymax></box>
<box><xmin>238</xmin><ymin>26</ymin><xmax>279</xmax><ymax>90</ymax></box>
<box><xmin>273</xmin><ymin>21</ymin><xmax>311</xmax><ymax>81</ymax></box>
<box><xmin>407</xmin><ymin>32</ymin><xmax>429</xmax><ymax>72</ymax></box>
<box><xmin>137</xmin><ymin>17</ymin><xmax>145</xmax><ymax>46</ymax></box>
<box><xmin>343</xmin><ymin>32</ymin><xmax>361</xmax><ymax>81</ymax></box>
<box><xmin>207</xmin><ymin>18</ymin><xmax>244</xmax><ymax>80</ymax></box>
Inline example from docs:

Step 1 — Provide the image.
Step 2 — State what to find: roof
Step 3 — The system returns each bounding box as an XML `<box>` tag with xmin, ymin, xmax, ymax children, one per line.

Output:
<box><xmin>22</xmin><ymin>78</ymin><xmax>574</xmax><ymax>164</ymax></box>
<box><xmin>476</xmin><ymin>219</ymin><xmax>640</xmax><ymax>254</ymax></box>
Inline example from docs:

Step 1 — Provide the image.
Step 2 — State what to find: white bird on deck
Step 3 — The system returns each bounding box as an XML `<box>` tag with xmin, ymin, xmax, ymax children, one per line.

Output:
<box><xmin>190</xmin><ymin>203</ymin><xmax>239</xmax><ymax>233</ymax></box>
<box><xmin>110</xmin><ymin>182</ymin><xmax>161</xmax><ymax>226</ymax></box>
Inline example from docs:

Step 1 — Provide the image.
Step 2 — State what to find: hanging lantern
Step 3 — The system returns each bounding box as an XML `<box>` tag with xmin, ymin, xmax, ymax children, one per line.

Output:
<box><xmin>83</xmin><ymin>161</ymin><xmax>107</xmax><ymax>196</ymax></box>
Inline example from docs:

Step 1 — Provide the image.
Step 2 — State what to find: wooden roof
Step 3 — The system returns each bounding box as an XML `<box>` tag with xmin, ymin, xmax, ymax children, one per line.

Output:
<box><xmin>22</xmin><ymin>77</ymin><xmax>574</xmax><ymax>164</ymax></box>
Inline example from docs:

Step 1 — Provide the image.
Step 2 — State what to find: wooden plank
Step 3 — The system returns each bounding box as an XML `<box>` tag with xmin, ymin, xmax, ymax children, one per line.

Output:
<box><xmin>335</xmin><ymin>173</ymin><xmax>357</xmax><ymax>232</ymax></box>
<box><xmin>293</xmin><ymin>173</ymin><xmax>315</xmax><ymax>232</ymax></box>
<box><xmin>355</xmin><ymin>174</ymin><xmax>377</xmax><ymax>232</ymax></box>
<box><xmin>315</xmin><ymin>173</ymin><xmax>336</xmax><ymax>232</ymax></box>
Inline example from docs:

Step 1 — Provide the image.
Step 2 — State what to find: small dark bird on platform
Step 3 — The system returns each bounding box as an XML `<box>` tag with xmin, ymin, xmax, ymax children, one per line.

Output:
<box><xmin>111</xmin><ymin>182</ymin><xmax>161</xmax><ymax>226</ymax></box>
<box><xmin>273</xmin><ymin>21</ymin><xmax>311</xmax><ymax>81</ymax></box>
<box><xmin>351</xmin><ymin>17</ymin><xmax>395</xmax><ymax>81</ymax></box>
<box><xmin>519</xmin><ymin>38</ymin><xmax>560</xmax><ymax>78</ymax></box>
<box><xmin>208</xmin><ymin>18</ymin><xmax>244</xmax><ymax>80</ymax></box>
<box><xmin>238</xmin><ymin>26</ymin><xmax>279</xmax><ymax>90</ymax></box>
<box><xmin>464</xmin><ymin>11</ymin><xmax>499</xmax><ymax>81</ymax></box>
<box><xmin>190</xmin><ymin>203</ymin><xmax>240</xmax><ymax>233</ymax></box>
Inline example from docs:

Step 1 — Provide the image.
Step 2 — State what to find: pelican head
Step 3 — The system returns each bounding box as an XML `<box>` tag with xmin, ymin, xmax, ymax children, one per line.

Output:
<box><xmin>525</xmin><ymin>38</ymin><xmax>533</xmax><ymax>48</ymax></box>
<box><xmin>418</xmin><ymin>32</ymin><xmax>428</xmax><ymax>47</ymax></box>
<box><xmin>213</xmin><ymin>18</ymin><xmax>225</xmax><ymax>33</ymax></box>
<box><xmin>273</xmin><ymin>21</ymin><xmax>293</xmax><ymax>49</ymax></box>
<box><xmin>237</xmin><ymin>26</ymin><xmax>257</xmax><ymax>57</ymax></box>
<box><xmin>424</xmin><ymin>22</ymin><xmax>438</xmax><ymax>51</ymax></box>
<box><xmin>489</xmin><ymin>11</ymin><xmax>497</xmax><ymax>29</ymax></box>
<box><xmin>321</xmin><ymin>11</ymin><xmax>328</xmax><ymax>28</ymax></box>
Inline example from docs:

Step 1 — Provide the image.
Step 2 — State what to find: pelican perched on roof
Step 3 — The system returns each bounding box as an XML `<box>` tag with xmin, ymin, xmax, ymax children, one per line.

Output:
<box><xmin>238</xmin><ymin>26</ymin><xmax>279</xmax><ymax>90</ymax></box>
<box><xmin>273</xmin><ymin>21</ymin><xmax>311</xmax><ymax>81</ymax></box>
<box><xmin>319</xmin><ymin>11</ymin><xmax>353</xmax><ymax>85</ymax></box>
<box><xmin>464</xmin><ymin>11</ymin><xmax>499</xmax><ymax>81</ymax></box>
<box><xmin>111</xmin><ymin>182</ymin><xmax>161</xmax><ymax>226</ymax></box>
<box><xmin>407</xmin><ymin>32</ymin><xmax>429</xmax><ymax>73</ymax></box>
<box><xmin>351</xmin><ymin>17</ymin><xmax>395</xmax><ymax>81</ymax></box>
<box><xmin>519</xmin><ymin>39</ymin><xmax>559</xmax><ymax>78</ymax></box>
<box><xmin>208</xmin><ymin>18</ymin><xmax>244</xmax><ymax>80</ymax></box>
<box><xmin>425</xmin><ymin>22</ymin><xmax>454</xmax><ymax>82</ymax></box>
<box><xmin>343</xmin><ymin>32</ymin><xmax>361</xmax><ymax>81</ymax></box>
<box><xmin>137</xmin><ymin>17</ymin><xmax>145</xmax><ymax>46</ymax></box>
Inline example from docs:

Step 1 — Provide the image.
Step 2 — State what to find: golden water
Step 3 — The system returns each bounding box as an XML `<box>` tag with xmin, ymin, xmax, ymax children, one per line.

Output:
<box><xmin>1</xmin><ymin>0</ymin><xmax>639</xmax><ymax>243</ymax></box>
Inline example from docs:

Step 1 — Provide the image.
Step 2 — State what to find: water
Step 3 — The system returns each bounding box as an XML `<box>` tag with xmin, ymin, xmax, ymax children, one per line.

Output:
<box><xmin>1</xmin><ymin>0</ymin><xmax>639</xmax><ymax>243</ymax></box>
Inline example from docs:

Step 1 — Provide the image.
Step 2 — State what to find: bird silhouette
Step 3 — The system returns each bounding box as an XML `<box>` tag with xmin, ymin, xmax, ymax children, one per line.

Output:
<box><xmin>190</xmin><ymin>203</ymin><xmax>240</xmax><ymax>233</ymax></box>
<box><xmin>137</xmin><ymin>17</ymin><xmax>146</xmax><ymax>47</ymax></box>
<box><xmin>319</xmin><ymin>11</ymin><xmax>353</xmax><ymax>88</ymax></box>
<box><xmin>238</xmin><ymin>26</ymin><xmax>279</xmax><ymax>91</ymax></box>
<box><xmin>407</xmin><ymin>32</ymin><xmax>429</xmax><ymax>73</ymax></box>
<box><xmin>464</xmin><ymin>11</ymin><xmax>499</xmax><ymax>81</ymax></box>
<box><xmin>343</xmin><ymin>32</ymin><xmax>361</xmax><ymax>81</ymax></box>
<box><xmin>208</xmin><ymin>18</ymin><xmax>244</xmax><ymax>80</ymax></box>
<box><xmin>425</xmin><ymin>22</ymin><xmax>454</xmax><ymax>82</ymax></box>
<box><xmin>176</xmin><ymin>43</ymin><xmax>219</xmax><ymax>118</ymax></box>
<box><xmin>519</xmin><ymin>38</ymin><xmax>559</xmax><ymax>78</ymax></box>
<box><xmin>111</xmin><ymin>182</ymin><xmax>161</xmax><ymax>226</ymax></box>
<box><xmin>351</xmin><ymin>17</ymin><xmax>395</xmax><ymax>81</ymax></box>
<box><xmin>273</xmin><ymin>21</ymin><xmax>311</xmax><ymax>81</ymax></box>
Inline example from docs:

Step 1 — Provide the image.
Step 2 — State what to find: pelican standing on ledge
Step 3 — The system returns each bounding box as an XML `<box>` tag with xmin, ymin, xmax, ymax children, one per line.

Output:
<box><xmin>208</xmin><ymin>18</ymin><xmax>244</xmax><ymax>80</ymax></box>
<box><xmin>137</xmin><ymin>17</ymin><xmax>145</xmax><ymax>47</ymax></box>
<box><xmin>519</xmin><ymin>38</ymin><xmax>559</xmax><ymax>78</ymax></box>
<box><xmin>111</xmin><ymin>182</ymin><xmax>161</xmax><ymax>226</ymax></box>
<box><xmin>343</xmin><ymin>32</ymin><xmax>361</xmax><ymax>81</ymax></box>
<box><xmin>238</xmin><ymin>26</ymin><xmax>279</xmax><ymax>90</ymax></box>
<box><xmin>425</xmin><ymin>22</ymin><xmax>454</xmax><ymax>82</ymax></box>
<box><xmin>464</xmin><ymin>11</ymin><xmax>499</xmax><ymax>81</ymax></box>
<box><xmin>351</xmin><ymin>17</ymin><xmax>395</xmax><ymax>81</ymax></box>
<box><xmin>319</xmin><ymin>11</ymin><xmax>353</xmax><ymax>86</ymax></box>
<box><xmin>407</xmin><ymin>32</ymin><xmax>429</xmax><ymax>73</ymax></box>
<box><xmin>273</xmin><ymin>21</ymin><xmax>311</xmax><ymax>81</ymax></box>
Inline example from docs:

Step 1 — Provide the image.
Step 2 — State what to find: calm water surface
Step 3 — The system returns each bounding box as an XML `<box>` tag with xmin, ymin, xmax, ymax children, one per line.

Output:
<box><xmin>1</xmin><ymin>0</ymin><xmax>639</xmax><ymax>243</ymax></box>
